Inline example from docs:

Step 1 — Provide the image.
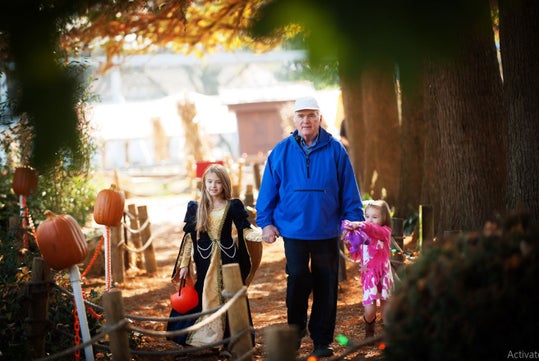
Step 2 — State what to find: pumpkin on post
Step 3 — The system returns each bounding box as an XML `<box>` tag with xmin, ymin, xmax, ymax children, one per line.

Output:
<box><xmin>12</xmin><ymin>166</ymin><xmax>39</xmax><ymax>248</ymax></box>
<box><xmin>12</xmin><ymin>166</ymin><xmax>38</xmax><ymax>196</ymax></box>
<box><xmin>36</xmin><ymin>210</ymin><xmax>88</xmax><ymax>271</ymax></box>
<box><xmin>93</xmin><ymin>184</ymin><xmax>125</xmax><ymax>226</ymax></box>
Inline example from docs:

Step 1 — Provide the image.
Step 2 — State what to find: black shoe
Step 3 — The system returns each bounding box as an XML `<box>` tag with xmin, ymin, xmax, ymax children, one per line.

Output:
<box><xmin>312</xmin><ymin>345</ymin><xmax>334</xmax><ymax>358</ymax></box>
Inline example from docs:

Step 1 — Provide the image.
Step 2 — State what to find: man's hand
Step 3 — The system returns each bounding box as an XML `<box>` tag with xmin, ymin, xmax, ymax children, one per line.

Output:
<box><xmin>262</xmin><ymin>224</ymin><xmax>280</xmax><ymax>243</ymax></box>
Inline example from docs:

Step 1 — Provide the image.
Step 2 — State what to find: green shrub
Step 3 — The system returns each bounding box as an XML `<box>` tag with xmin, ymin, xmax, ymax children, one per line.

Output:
<box><xmin>384</xmin><ymin>212</ymin><xmax>539</xmax><ymax>361</ymax></box>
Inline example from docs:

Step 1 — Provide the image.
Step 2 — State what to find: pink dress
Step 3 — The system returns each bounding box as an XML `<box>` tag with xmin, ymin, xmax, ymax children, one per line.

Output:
<box><xmin>359</xmin><ymin>223</ymin><xmax>393</xmax><ymax>306</ymax></box>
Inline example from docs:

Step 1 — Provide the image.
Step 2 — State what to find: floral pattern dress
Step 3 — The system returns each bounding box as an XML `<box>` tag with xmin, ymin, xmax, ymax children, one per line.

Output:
<box><xmin>359</xmin><ymin>223</ymin><xmax>394</xmax><ymax>306</ymax></box>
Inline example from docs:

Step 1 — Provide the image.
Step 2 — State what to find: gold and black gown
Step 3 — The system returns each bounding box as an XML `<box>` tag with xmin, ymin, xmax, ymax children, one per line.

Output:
<box><xmin>167</xmin><ymin>199</ymin><xmax>260</xmax><ymax>346</ymax></box>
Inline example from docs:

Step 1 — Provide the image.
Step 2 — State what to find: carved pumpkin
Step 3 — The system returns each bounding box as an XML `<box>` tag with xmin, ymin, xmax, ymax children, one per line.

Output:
<box><xmin>36</xmin><ymin>210</ymin><xmax>88</xmax><ymax>270</ymax></box>
<box><xmin>170</xmin><ymin>281</ymin><xmax>199</xmax><ymax>314</ymax></box>
<box><xmin>93</xmin><ymin>184</ymin><xmax>125</xmax><ymax>226</ymax></box>
<box><xmin>12</xmin><ymin>166</ymin><xmax>38</xmax><ymax>196</ymax></box>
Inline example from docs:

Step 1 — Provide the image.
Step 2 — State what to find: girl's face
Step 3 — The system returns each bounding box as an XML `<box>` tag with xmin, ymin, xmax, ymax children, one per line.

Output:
<box><xmin>205</xmin><ymin>172</ymin><xmax>224</xmax><ymax>199</ymax></box>
<box><xmin>365</xmin><ymin>206</ymin><xmax>383</xmax><ymax>226</ymax></box>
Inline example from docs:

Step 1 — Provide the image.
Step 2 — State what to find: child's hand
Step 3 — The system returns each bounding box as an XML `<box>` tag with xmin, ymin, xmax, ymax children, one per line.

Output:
<box><xmin>351</xmin><ymin>221</ymin><xmax>364</xmax><ymax>229</ymax></box>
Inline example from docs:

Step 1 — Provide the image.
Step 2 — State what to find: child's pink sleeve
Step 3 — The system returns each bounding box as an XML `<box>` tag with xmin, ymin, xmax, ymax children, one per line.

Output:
<box><xmin>362</xmin><ymin>223</ymin><xmax>392</xmax><ymax>243</ymax></box>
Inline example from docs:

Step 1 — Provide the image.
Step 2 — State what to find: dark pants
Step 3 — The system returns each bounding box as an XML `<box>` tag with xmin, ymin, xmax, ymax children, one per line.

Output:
<box><xmin>284</xmin><ymin>237</ymin><xmax>339</xmax><ymax>346</ymax></box>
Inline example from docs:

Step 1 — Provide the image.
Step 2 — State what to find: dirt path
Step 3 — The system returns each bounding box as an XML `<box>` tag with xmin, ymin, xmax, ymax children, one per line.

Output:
<box><xmin>87</xmin><ymin>195</ymin><xmax>384</xmax><ymax>360</ymax></box>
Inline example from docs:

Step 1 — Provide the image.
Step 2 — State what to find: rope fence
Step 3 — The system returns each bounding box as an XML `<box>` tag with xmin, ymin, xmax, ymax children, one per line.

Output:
<box><xmin>28</xmin><ymin>256</ymin><xmax>391</xmax><ymax>361</ymax></box>
<box><xmin>27</xmin><ymin>261</ymin><xmax>256</xmax><ymax>361</ymax></box>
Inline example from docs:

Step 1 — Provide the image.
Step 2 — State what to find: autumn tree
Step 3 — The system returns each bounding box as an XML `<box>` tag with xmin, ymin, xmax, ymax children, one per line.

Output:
<box><xmin>498</xmin><ymin>0</ymin><xmax>539</xmax><ymax>222</ymax></box>
<box><xmin>0</xmin><ymin>0</ymin><xmax>289</xmax><ymax>173</ymax></box>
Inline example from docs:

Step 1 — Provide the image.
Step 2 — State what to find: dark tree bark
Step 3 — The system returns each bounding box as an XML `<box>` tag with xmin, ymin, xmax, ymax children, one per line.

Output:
<box><xmin>359</xmin><ymin>62</ymin><xmax>401</xmax><ymax>206</ymax></box>
<box><xmin>395</xmin><ymin>68</ymin><xmax>426</xmax><ymax>219</ymax></box>
<box><xmin>499</xmin><ymin>0</ymin><xmax>539</xmax><ymax>222</ymax></box>
<box><xmin>340</xmin><ymin>62</ymin><xmax>400</xmax><ymax>206</ymax></box>
<box><xmin>340</xmin><ymin>73</ymin><xmax>366</xmax><ymax>194</ymax></box>
<box><xmin>425</xmin><ymin>1</ymin><xmax>506</xmax><ymax>237</ymax></box>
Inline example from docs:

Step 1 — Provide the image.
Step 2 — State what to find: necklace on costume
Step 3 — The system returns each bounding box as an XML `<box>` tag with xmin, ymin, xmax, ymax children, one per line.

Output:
<box><xmin>196</xmin><ymin>201</ymin><xmax>236</xmax><ymax>259</ymax></box>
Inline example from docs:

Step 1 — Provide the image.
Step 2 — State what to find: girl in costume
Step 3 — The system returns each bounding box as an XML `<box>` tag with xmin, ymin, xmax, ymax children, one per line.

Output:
<box><xmin>167</xmin><ymin>164</ymin><xmax>261</xmax><ymax>348</ymax></box>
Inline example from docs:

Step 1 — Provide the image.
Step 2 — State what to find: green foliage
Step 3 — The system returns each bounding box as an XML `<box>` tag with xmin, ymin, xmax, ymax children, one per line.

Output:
<box><xmin>0</xmin><ymin>59</ymin><xmax>100</xmax><ymax>360</ymax></box>
<box><xmin>384</xmin><ymin>213</ymin><xmax>539</xmax><ymax>360</ymax></box>
<box><xmin>0</xmin><ymin>238</ymin><xmax>36</xmax><ymax>361</ymax></box>
<box><xmin>45</xmin><ymin>272</ymin><xmax>103</xmax><ymax>358</ymax></box>
<box><xmin>276</xmin><ymin>37</ymin><xmax>340</xmax><ymax>89</ymax></box>
<box><xmin>251</xmin><ymin>0</ymin><xmax>487</xmax><ymax>82</ymax></box>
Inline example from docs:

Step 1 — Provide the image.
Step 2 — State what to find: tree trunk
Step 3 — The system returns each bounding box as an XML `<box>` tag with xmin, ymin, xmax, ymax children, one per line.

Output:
<box><xmin>360</xmin><ymin>62</ymin><xmax>401</xmax><ymax>206</ymax></box>
<box><xmin>425</xmin><ymin>2</ymin><xmax>506</xmax><ymax>237</ymax></box>
<box><xmin>340</xmin><ymin>73</ymin><xmax>366</xmax><ymax>194</ymax></box>
<box><xmin>340</xmin><ymin>63</ymin><xmax>400</xmax><ymax>205</ymax></box>
<box><xmin>499</xmin><ymin>0</ymin><xmax>539</xmax><ymax>222</ymax></box>
<box><xmin>420</xmin><ymin>63</ymin><xmax>442</xmax><ymax>238</ymax></box>
<box><xmin>395</xmin><ymin>67</ymin><xmax>426</xmax><ymax>219</ymax></box>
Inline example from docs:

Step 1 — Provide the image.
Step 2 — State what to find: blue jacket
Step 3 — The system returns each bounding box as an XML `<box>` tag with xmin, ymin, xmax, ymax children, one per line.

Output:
<box><xmin>256</xmin><ymin>127</ymin><xmax>364</xmax><ymax>240</ymax></box>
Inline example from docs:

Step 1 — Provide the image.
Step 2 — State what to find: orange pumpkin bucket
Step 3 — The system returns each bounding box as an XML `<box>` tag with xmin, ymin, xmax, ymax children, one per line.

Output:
<box><xmin>170</xmin><ymin>279</ymin><xmax>199</xmax><ymax>314</ymax></box>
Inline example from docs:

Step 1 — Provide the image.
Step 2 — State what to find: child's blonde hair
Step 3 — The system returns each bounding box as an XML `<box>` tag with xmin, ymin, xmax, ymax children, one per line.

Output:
<box><xmin>196</xmin><ymin>164</ymin><xmax>232</xmax><ymax>232</ymax></box>
<box><xmin>365</xmin><ymin>200</ymin><xmax>392</xmax><ymax>228</ymax></box>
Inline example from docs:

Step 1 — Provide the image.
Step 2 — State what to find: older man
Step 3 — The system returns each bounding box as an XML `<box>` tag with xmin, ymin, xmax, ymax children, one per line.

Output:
<box><xmin>256</xmin><ymin>96</ymin><xmax>364</xmax><ymax>358</ymax></box>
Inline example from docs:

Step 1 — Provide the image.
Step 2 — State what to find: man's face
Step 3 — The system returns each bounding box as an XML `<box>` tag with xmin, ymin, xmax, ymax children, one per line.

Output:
<box><xmin>294</xmin><ymin>109</ymin><xmax>321</xmax><ymax>141</ymax></box>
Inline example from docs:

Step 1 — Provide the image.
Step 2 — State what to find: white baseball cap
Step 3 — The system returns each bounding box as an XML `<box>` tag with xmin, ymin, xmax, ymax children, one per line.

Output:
<box><xmin>294</xmin><ymin>96</ymin><xmax>320</xmax><ymax>112</ymax></box>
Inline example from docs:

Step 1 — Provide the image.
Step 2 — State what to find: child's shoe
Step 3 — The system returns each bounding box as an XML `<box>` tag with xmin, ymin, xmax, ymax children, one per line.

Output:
<box><xmin>364</xmin><ymin>316</ymin><xmax>375</xmax><ymax>338</ymax></box>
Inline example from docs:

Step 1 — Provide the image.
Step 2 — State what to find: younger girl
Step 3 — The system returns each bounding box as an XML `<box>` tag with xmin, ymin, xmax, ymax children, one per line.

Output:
<box><xmin>343</xmin><ymin>200</ymin><xmax>393</xmax><ymax>338</ymax></box>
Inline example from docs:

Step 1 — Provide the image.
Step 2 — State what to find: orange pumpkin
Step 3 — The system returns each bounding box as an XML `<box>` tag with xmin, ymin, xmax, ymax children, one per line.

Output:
<box><xmin>12</xmin><ymin>166</ymin><xmax>38</xmax><ymax>196</ymax></box>
<box><xmin>36</xmin><ymin>210</ymin><xmax>88</xmax><ymax>270</ymax></box>
<box><xmin>93</xmin><ymin>184</ymin><xmax>125</xmax><ymax>226</ymax></box>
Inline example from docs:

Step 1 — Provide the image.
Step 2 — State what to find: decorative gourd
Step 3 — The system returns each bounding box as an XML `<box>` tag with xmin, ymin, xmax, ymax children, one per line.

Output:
<box><xmin>12</xmin><ymin>166</ymin><xmax>38</xmax><ymax>196</ymax></box>
<box><xmin>93</xmin><ymin>184</ymin><xmax>125</xmax><ymax>226</ymax></box>
<box><xmin>36</xmin><ymin>210</ymin><xmax>88</xmax><ymax>270</ymax></box>
<box><xmin>170</xmin><ymin>282</ymin><xmax>199</xmax><ymax>314</ymax></box>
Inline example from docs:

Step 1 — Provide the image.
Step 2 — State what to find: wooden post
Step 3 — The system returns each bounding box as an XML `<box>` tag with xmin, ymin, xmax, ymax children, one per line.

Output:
<box><xmin>137</xmin><ymin>205</ymin><xmax>157</xmax><ymax>274</ymax></box>
<box><xmin>419</xmin><ymin>204</ymin><xmax>434</xmax><ymax>250</ymax></box>
<box><xmin>127</xmin><ymin>204</ymin><xmax>144</xmax><ymax>269</ymax></box>
<box><xmin>244</xmin><ymin>184</ymin><xmax>256</xmax><ymax>226</ymax></box>
<box><xmin>103</xmin><ymin>290</ymin><xmax>130</xmax><ymax>361</ymax></box>
<box><xmin>232</xmin><ymin>184</ymin><xmax>241</xmax><ymax>199</ymax></box>
<box><xmin>392</xmin><ymin>217</ymin><xmax>405</xmax><ymax>262</ymax></box>
<box><xmin>110</xmin><ymin>225</ymin><xmax>125</xmax><ymax>283</ymax></box>
<box><xmin>222</xmin><ymin>263</ymin><xmax>252</xmax><ymax>360</ymax></box>
<box><xmin>253</xmin><ymin>163</ymin><xmax>262</xmax><ymax>190</ymax></box>
<box><xmin>237</xmin><ymin>158</ymin><xmax>244</xmax><ymax>192</ymax></box>
<box><xmin>27</xmin><ymin>257</ymin><xmax>50</xmax><ymax>358</ymax></box>
<box><xmin>264</xmin><ymin>325</ymin><xmax>298</xmax><ymax>361</ymax></box>
<box><xmin>243</xmin><ymin>184</ymin><xmax>254</xmax><ymax>207</ymax></box>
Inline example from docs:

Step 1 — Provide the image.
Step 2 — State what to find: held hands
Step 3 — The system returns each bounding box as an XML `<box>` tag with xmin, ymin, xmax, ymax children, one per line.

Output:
<box><xmin>343</xmin><ymin>220</ymin><xmax>365</xmax><ymax>230</ymax></box>
<box><xmin>262</xmin><ymin>224</ymin><xmax>280</xmax><ymax>243</ymax></box>
<box><xmin>341</xmin><ymin>219</ymin><xmax>370</xmax><ymax>262</ymax></box>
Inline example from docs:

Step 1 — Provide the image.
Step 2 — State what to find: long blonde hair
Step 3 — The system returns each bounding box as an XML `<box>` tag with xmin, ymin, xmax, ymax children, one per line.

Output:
<box><xmin>196</xmin><ymin>164</ymin><xmax>232</xmax><ymax>232</ymax></box>
<box><xmin>365</xmin><ymin>200</ymin><xmax>392</xmax><ymax>228</ymax></box>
